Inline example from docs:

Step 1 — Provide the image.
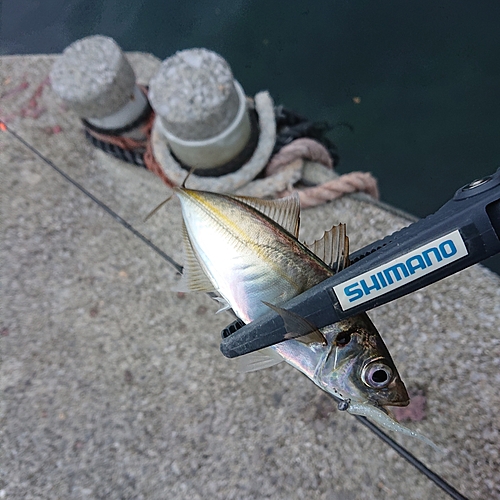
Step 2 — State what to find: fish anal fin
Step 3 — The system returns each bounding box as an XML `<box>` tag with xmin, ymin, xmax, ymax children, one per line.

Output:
<box><xmin>262</xmin><ymin>301</ymin><xmax>327</xmax><ymax>346</ymax></box>
<box><xmin>175</xmin><ymin>220</ymin><xmax>216</xmax><ymax>293</ymax></box>
<box><xmin>304</xmin><ymin>223</ymin><xmax>350</xmax><ymax>272</ymax></box>
<box><xmin>231</xmin><ymin>192</ymin><xmax>301</xmax><ymax>238</ymax></box>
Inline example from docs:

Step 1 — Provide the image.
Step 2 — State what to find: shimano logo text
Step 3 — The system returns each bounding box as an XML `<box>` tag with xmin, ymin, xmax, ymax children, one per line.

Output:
<box><xmin>333</xmin><ymin>230</ymin><xmax>468</xmax><ymax>311</ymax></box>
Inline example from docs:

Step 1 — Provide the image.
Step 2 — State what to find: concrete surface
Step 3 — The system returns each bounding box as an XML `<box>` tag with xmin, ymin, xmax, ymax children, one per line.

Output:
<box><xmin>1</xmin><ymin>53</ymin><xmax>499</xmax><ymax>500</ymax></box>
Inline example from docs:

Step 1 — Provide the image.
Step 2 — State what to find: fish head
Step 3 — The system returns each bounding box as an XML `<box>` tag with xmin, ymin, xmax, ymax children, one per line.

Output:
<box><xmin>318</xmin><ymin>313</ymin><xmax>409</xmax><ymax>410</ymax></box>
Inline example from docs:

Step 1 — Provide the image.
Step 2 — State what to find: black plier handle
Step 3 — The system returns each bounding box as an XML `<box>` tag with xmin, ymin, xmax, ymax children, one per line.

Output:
<box><xmin>220</xmin><ymin>168</ymin><xmax>500</xmax><ymax>358</ymax></box>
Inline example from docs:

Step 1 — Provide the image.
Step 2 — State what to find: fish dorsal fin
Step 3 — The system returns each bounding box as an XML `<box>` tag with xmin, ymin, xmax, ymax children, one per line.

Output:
<box><xmin>263</xmin><ymin>301</ymin><xmax>327</xmax><ymax>346</ymax></box>
<box><xmin>304</xmin><ymin>223</ymin><xmax>350</xmax><ymax>272</ymax></box>
<box><xmin>176</xmin><ymin>220</ymin><xmax>216</xmax><ymax>293</ymax></box>
<box><xmin>231</xmin><ymin>192</ymin><xmax>301</xmax><ymax>237</ymax></box>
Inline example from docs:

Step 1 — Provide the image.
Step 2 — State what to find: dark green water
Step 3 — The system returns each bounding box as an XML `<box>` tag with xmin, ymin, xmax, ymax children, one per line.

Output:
<box><xmin>3</xmin><ymin>0</ymin><xmax>500</xmax><ymax>272</ymax></box>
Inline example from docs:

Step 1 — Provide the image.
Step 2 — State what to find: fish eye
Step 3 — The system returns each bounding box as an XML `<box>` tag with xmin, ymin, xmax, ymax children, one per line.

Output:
<box><xmin>361</xmin><ymin>361</ymin><xmax>393</xmax><ymax>389</ymax></box>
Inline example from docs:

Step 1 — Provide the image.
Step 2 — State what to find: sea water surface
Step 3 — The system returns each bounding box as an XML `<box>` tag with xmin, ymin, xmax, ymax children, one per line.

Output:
<box><xmin>3</xmin><ymin>0</ymin><xmax>500</xmax><ymax>272</ymax></box>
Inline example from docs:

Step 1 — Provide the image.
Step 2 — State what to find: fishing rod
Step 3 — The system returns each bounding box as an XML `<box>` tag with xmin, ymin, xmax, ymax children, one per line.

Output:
<box><xmin>3</xmin><ymin>121</ymin><xmax>468</xmax><ymax>500</ymax></box>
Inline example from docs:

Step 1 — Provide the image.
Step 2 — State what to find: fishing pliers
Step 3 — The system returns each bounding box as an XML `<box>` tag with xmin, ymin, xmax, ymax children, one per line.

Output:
<box><xmin>220</xmin><ymin>168</ymin><xmax>500</xmax><ymax>357</ymax></box>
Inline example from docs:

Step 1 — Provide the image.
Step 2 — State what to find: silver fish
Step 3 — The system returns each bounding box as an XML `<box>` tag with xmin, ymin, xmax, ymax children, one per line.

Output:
<box><xmin>174</xmin><ymin>187</ymin><xmax>435</xmax><ymax>445</ymax></box>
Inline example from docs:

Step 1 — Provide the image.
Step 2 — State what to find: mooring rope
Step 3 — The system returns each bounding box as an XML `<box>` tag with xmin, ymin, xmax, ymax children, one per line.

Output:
<box><xmin>265</xmin><ymin>136</ymin><xmax>379</xmax><ymax>207</ymax></box>
<box><xmin>291</xmin><ymin>170</ymin><xmax>380</xmax><ymax>208</ymax></box>
<box><xmin>143</xmin><ymin>136</ymin><xmax>177</xmax><ymax>188</ymax></box>
<box><xmin>266</xmin><ymin>137</ymin><xmax>334</xmax><ymax>173</ymax></box>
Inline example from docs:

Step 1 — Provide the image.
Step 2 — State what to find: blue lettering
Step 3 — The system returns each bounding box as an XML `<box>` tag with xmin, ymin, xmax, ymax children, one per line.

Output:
<box><xmin>406</xmin><ymin>255</ymin><xmax>427</xmax><ymax>274</ymax></box>
<box><xmin>439</xmin><ymin>240</ymin><xmax>457</xmax><ymax>258</ymax></box>
<box><xmin>383</xmin><ymin>263</ymin><xmax>410</xmax><ymax>285</ymax></box>
<box><xmin>344</xmin><ymin>283</ymin><xmax>364</xmax><ymax>303</ymax></box>
<box><xmin>376</xmin><ymin>271</ymin><xmax>388</xmax><ymax>287</ymax></box>
<box><xmin>360</xmin><ymin>275</ymin><xmax>381</xmax><ymax>296</ymax></box>
<box><xmin>422</xmin><ymin>247</ymin><xmax>442</xmax><ymax>266</ymax></box>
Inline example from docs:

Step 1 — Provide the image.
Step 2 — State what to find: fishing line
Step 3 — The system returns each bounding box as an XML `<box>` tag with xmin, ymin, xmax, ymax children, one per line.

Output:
<box><xmin>3</xmin><ymin>121</ymin><xmax>469</xmax><ymax>500</ymax></box>
<box><xmin>353</xmin><ymin>415</ymin><xmax>467</xmax><ymax>500</ymax></box>
<box><xmin>3</xmin><ymin>122</ymin><xmax>182</xmax><ymax>275</ymax></box>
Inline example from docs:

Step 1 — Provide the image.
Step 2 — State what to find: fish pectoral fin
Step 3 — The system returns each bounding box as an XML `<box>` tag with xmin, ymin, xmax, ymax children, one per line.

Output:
<box><xmin>230</xmin><ymin>192</ymin><xmax>301</xmax><ymax>237</ymax></box>
<box><xmin>304</xmin><ymin>223</ymin><xmax>350</xmax><ymax>273</ymax></box>
<box><xmin>262</xmin><ymin>301</ymin><xmax>327</xmax><ymax>345</ymax></box>
<box><xmin>176</xmin><ymin>220</ymin><xmax>216</xmax><ymax>293</ymax></box>
<box><xmin>236</xmin><ymin>347</ymin><xmax>284</xmax><ymax>373</ymax></box>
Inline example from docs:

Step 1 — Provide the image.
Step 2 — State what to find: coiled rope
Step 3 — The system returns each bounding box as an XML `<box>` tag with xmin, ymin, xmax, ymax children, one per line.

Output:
<box><xmin>265</xmin><ymin>137</ymin><xmax>379</xmax><ymax>207</ymax></box>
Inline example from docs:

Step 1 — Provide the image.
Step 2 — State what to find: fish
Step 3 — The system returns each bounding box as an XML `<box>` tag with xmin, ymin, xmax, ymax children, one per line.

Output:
<box><xmin>173</xmin><ymin>187</ymin><xmax>436</xmax><ymax>446</ymax></box>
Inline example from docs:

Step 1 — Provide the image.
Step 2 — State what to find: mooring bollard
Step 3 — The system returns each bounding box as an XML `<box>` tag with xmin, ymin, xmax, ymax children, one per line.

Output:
<box><xmin>50</xmin><ymin>35</ymin><xmax>151</xmax><ymax>143</ymax></box>
<box><xmin>147</xmin><ymin>48</ymin><xmax>276</xmax><ymax>192</ymax></box>
<box><xmin>148</xmin><ymin>48</ymin><xmax>252</xmax><ymax>172</ymax></box>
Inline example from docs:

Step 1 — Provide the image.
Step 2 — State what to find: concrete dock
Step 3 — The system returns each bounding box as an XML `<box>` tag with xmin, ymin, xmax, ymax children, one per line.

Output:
<box><xmin>1</xmin><ymin>53</ymin><xmax>499</xmax><ymax>499</ymax></box>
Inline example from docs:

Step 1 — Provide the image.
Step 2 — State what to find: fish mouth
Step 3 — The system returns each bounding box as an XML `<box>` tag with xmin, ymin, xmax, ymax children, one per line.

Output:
<box><xmin>382</xmin><ymin>378</ymin><xmax>410</xmax><ymax>407</ymax></box>
<box><xmin>384</xmin><ymin>398</ymin><xmax>410</xmax><ymax>408</ymax></box>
